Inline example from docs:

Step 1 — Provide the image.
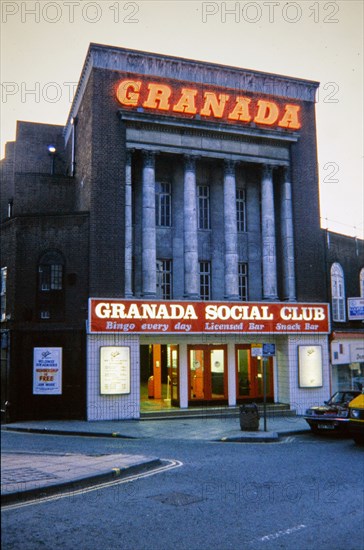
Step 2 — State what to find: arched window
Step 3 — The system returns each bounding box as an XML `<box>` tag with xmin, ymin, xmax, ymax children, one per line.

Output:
<box><xmin>39</xmin><ymin>251</ymin><xmax>64</xmax><ymax>291</ymax></box>
<box><xmin>360</xmin><ymin>267</ymin><xmax>364</xmax><ymax>297</ymax></box>
<box><xmin>331</xmin><ymin>263</ymin><xmax>346</xmax><ymax>322</ymax></box>
<box><xmin>38</xmin><ymin>251</ymin><xmax>65</xmax><ymax>320</ymax></box>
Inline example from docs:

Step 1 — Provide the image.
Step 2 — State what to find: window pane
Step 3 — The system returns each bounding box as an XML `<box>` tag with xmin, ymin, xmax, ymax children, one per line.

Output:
<box><xmin>156</xmin><ymin>260</ymin><xmax>172</xmax><ymax>299</ymax></box>
<box><xmin>197</xmin><ymin>185</ymin><xmax>210</xmax><ymax>229</ymax></box>
<box><xmin>156</xmin><ymin>181</ymin><xmax>171</xmax><ymax>227</ymax></box>
<box><xmin>51</xmin><ymin>265</ymin><xmax>63</xmax><ymax>290</ymax></box>
<box><xmin>1</xmin><ymin>267</ymin><xmax>6</xmax><ymax>321</ymax></box>
<box><xmin>331</xmin><ymin>263</ymin><xmax>346</xmax><ymax>322</ymax></box>
<box><xmin>236</xmin><ymin>188</ymin><xmax>246</xmax><ymax>232</ymax></box>
<box><xmin>199</xmin><ymin>261</ymin><xmax>211</xmax><ymax>300</ymax></box>
<box><xmin>39</xmin><ymin>264</ymin><xmax>63</xmax><ymax>291</ymax></box>
<box><xmin>238</xmin><ymin>263</ymin><xmax>248</xmax><ymax>301</ymax></box>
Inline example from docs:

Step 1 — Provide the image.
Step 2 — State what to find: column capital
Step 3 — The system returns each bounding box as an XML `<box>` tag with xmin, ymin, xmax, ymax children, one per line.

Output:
<box><xmin>125</xmin><ymin>148</ymin><xmax>135</xmax><ymax>165</ymax></box>
<box><xmin>142</xmin><ymin>150</ymin><xmax>156</xmax><ymax>168</ymax></box>
<box><xmin>184</xmin><ymin>154</ymin><xmax>198</xmax><ymax>171</ymax></box>
<box><xmin>281</xmin><ymin>165</ymin><xmax>291</xmax><ymax>182</ymax></box>
<box><xmin>262</xmin><ymin>164</ymin><xmax>274</xmax><ymax>179</ymax></box>
<box><xmin>224</xmin><ymin>159</ymin><xmax>236</xmax><ymax>177</ymax></box>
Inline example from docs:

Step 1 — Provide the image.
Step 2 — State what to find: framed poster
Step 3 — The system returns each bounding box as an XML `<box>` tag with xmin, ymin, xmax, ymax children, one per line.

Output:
<box><xmin>100</xmin><ymin>346</ymin><xmax>131</xmax><ymax>395</ymax></box>
<box><xmin>298</xmin><ymin>345</ymin><xmax>323</xmax><ymax>388</ymax></box>
<box><xmin>33</xmin><ymin>347</ymin><xmax>62</xmax><ymax>395</ymax></box>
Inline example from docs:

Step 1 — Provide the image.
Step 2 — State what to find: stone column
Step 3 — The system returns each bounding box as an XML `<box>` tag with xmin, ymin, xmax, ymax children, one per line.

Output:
<box><xmin>261</xmin><ymin>164</ymin><xmax>278</xmax><ymax>300</ymax></box>
<box><xmin>142</xmin><ymin>151</ymin><xmax>156</xmax><ymax>297</ymax></box>
<box><xmin>124</xmin><ymin>149</ymin><xmax>133</xmax><ymax>297</ymax></box>
<box><xmin>224</xmin><ymin>160</ymin><xmax>239</xmax><ymax>300</ymax></box>
<box><xmin>281</xmin><ymin>166</ymin><xmax>296</xmax><ymax>300</ymax></box>
<box><xmin>183</xmin><ymin>155</ymin><xmax>199</xmax><ymax>298</ymax></box>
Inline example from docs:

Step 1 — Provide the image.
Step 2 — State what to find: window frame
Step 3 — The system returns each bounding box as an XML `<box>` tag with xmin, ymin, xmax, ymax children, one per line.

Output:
<box><xmin>197</xmin><ymin>185</ymin><xmax>210</xmax><ymax>230</ymax></box>
<box><xmin>331</xmin><ymin>262</ymin><xmax>346</xmax><ymax>322</ymax></box>
<box><xmin>236</xmin><ymin>187</ymin><xmax>247</xmax><ymax>232</ymax></box>
<box><xmin>1</xmin><ymin>267</ymin><xmax>7</xmax><ymax>322</ymax></box>
<box><xmin>37</xmin><ymin>251</ymin><xmax>65</xmax><ymax>321</ymax></box>
<box><xmin>238</xmin><ymin>262</ymin><xmax>248</xmax><ymax>301</ymax></box>
<box><xmin>199</xmin><ymin>261</ymin><xmax>211</xmax><ymax>301</ymax></box>
<box><xmin>156</xmin><ymin>259</ymin><xmax>172</xmax><ymax>300</ymax></box>
<box><xmin>155</xmin><ymin>181</ymin><xmax>172</xmax><ymax>227</ymax></box>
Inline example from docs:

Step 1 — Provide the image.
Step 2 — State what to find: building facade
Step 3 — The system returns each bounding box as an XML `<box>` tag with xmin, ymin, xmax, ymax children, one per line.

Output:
<box><xmin>324</xmin><ymin>231</ymin><xmax>364</xmax><ymax>393</ymax></box>
<box><xmin>1</xmin><ymin>44</ymin><xmax>362</xmax><ymax>421</ymax></box>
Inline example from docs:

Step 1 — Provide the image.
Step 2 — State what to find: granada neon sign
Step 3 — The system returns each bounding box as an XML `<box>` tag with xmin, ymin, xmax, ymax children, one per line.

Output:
<box><xmin>115</xmin><ymin>77</ymin><xmax>301</xmax><ymax>130</ymax></box>
<box><xmin>89</xmin><ymin>300</ymin><xmax>329</xmax><ymax>334</ymax></box>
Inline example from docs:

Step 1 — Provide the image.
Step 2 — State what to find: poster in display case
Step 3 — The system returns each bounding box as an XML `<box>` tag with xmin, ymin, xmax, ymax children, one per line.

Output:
<box><xmin>33</xmin><ymin>347</ymin><xmax>62</xmax><ymax>395</ymax></box>
<box><xmin>100</xmin><ymin>346</ymin><xmax>131</xmax><ymax>395</ymax></box>
<box><xmin>298</xmin><ymin>345</ymin><xmax>323</xmax><ymax>388</ymax></box>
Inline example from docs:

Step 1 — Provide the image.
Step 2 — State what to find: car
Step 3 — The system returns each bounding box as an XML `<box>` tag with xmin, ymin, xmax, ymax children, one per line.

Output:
<box><xmin>304</xmin><ymin>390</ymin><xmax>361</xmax><ymax>434</ymax></box>
<box><xmin>348</xmin><ymin>393</ymin><xmax>364</xmax><ymax>445</ymax></box>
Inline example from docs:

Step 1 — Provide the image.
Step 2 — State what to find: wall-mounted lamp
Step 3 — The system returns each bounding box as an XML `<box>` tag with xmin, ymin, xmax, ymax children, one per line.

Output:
<box><xmin>48</xmin><ymin>145</ymin><xmax>56</xmax><ymax>175</ymax></box>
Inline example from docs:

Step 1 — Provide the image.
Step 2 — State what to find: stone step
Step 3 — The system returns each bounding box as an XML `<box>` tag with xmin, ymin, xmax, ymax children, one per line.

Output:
<box><xmin>140</xmin><ymin>404</ymin><xmax>296</xmax><ymax>421</ymax></box>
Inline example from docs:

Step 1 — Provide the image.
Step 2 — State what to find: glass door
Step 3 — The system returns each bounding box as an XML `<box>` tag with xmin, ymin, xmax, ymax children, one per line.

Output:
<box><xmin>188</xmin><ymin>345</ymin><xmax>227</xmax><ymax>401</ymax></box>
<box><xmin>189</xmin><ymin>348</ymin><xmax>205</xmax><ymax>400</ymax></box>
<box><xmin>168</xmin><ymin>345</ymin><xmax>179</xmax><ymax>405</ymax></box>
<box><xmin>236</xmin><ymin>345</ymin><xmax>274</xmax><ymax>400</ymax></box>
<box><xmin>250</xmin><ymin>356</ymin><xmax>273</xmax><ymax>398</ymax></box>
<box><xmin>236</xmin><ymin>345</ymin><xmax>252</xmax><ymax>397</ymax></box>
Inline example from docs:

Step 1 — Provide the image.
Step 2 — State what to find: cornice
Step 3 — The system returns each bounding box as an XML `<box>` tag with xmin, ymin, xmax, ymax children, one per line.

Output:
<box><xmin>64</xmin><ymin>43</ymin><xmax>318</xmax><ymax>143</ymax></box>
<box><xmin>119</xmin><ymin>111</ymin><xmax>299</xmax><ymax>144</ymax></box>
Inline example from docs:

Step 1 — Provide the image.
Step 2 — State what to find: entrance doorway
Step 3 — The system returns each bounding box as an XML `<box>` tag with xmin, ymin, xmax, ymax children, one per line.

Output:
<box><xmin>236</xmin><ymin>345</ymin><xmax>274</xmax><ymax>401</ymax></box>
<box><xmin>188</xmin><ymin>345</ymin><xmax>227</xmax><ymax>403</ymax></box>
<box><xmin>140</xmin><ymin>344</ymin><xmax>179</xmax><ymax>411</ymax></box>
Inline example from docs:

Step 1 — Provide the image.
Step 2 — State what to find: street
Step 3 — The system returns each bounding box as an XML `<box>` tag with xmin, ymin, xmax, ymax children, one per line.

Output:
<box><xmin>1</xmin><ymin>429</ymin><xmax>363</xmax><ymax>550</ymax></box>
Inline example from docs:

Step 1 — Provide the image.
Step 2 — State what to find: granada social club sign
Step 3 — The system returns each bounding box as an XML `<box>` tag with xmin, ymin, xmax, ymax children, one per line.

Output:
<box><xmin>115</xmin><ymin>76</ymin><xmax>301</xmax><ymax>130</ymax></box>
<box><xmin>89</xmin><ymin>300</ymin><xmax>329</xmax><ymax>334</ymax></box>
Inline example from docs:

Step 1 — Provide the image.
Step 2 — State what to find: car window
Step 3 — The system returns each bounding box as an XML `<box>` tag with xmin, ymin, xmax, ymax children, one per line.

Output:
<box><xmin>344</xmin><ymin>392</ymin><xmax>359</xmax><ymax>402</ymax></box>
<box><xmin>329</xmin><ymin>392</ymin><xmax>343</xmax><ymax>404</ymax></box>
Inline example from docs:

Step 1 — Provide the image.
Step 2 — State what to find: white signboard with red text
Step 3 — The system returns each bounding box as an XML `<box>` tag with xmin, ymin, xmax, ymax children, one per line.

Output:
<box><xmin>89</xmin><ymin>299</ymin><xmax>330</xmax><ymax>335</ymax></box>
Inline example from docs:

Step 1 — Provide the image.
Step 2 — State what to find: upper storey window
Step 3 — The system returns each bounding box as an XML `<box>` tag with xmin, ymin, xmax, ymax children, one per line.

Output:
<box><xmin>236</xmin><ymin>188</ymin><xmax>247</xmax><ymax>232</ymax></box>
<box><xmin>331</xmin><ymin>263</ymin><xmax>346</xmax><ymax>322</ymax></box>
<box><xmin>197</xmin><ymin>185</ymin><xmax>210</xmax><ymax>230</ymax></box>
<box><xmin>155</xmin><ymin>181</ymin><xmax>172</xmax><ymax>227</ymax></box>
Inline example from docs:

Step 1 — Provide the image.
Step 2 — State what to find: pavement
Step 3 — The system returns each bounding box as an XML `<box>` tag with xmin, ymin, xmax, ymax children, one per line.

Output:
<box><xmin>1</xmin><ymin>414</ymin><xmax>310</xmax><ymax>505</ymax></box>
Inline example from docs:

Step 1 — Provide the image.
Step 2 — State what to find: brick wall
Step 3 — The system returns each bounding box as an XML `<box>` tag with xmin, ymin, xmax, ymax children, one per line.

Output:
<box><xmin>13</xmin><ymin>173</ymin><xmax>76</xmax><ymax>215</ymax></box>
<box><xmin>324</xmin><ymin>230</ymin><xmax>364</xmax><ymax>330</ymax></box>
<box><xmin>0</xmin><ymin>141</ymin><xmax>15</xmax><ymax>221</ymax></box>
<box><xmin>14</xmin><ymin>121</ymin><xmax>66</xmax><ymax>175</ymax></box>
<box><xmin>82</xmin><ymin>68</ymin><xmax>126</xmax><ymax>296</ymax></box>
<box><xmin>291</xmin><ymin>102</ymin><xmax>327</xmax><ymax>301</ymax></box>
<box><xmin>9</xmin><ymin>213</ymin><xmax>89</xmax><ymax>325</ymax></box>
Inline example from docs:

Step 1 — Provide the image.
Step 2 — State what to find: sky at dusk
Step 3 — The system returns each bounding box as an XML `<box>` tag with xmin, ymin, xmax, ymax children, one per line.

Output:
<box><xmin>1</xmin><ymin>0</ymin><xmax>363</xmax><ymax>236</ymax></box>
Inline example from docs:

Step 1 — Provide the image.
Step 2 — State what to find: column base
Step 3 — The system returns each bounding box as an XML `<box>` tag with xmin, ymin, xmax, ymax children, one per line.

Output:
<box><xmin>224</xmin><ymin>294</ymin><xmax>240</xmax><ymax>301</ymax></box>
<box><xmin>142</xmin><ymin>292</ymin><xmax>157</xmax><ymax>298</ymax></box>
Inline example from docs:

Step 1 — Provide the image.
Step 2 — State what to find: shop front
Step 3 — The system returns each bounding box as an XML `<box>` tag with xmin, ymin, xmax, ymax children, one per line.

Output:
<box><xmin>330</xmin><ymin>333</ymin><xmax>364</xmax><ymax>393</ymax></box>
<box><xmin>138</xmin><ymin>342</ymin><xmax>273</xmax><ymax>410</ymax></box>
<box><xmin>86</xmin><ymin>299</ymin><xmax>331</xmax><ymax>420</ymax></box>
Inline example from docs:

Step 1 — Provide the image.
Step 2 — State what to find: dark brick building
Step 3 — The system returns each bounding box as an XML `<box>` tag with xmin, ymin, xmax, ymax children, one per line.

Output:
<box><xmin>1</xmin><ymin>44</ymin><xmax>363</xmax><ymax>421</ymax></box>
<box><xmin>323</xmin><ymin>231</ymin><xmax>364</xmax><ymax>392</ymax></box>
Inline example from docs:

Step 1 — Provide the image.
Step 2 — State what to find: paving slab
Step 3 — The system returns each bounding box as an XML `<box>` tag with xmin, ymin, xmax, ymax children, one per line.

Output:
<box><xmin>1</xmin><ymin>451</ymin><xmax>161</xmax><ymax>505</ymax></box>
<box><xmin>2</xmin><ymin>415</ymin><xmax>309</xmax><ymax>441</ymax></box>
